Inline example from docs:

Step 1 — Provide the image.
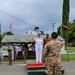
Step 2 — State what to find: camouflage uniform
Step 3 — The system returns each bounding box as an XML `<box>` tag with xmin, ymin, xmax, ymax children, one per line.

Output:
<box><xmin>43</xmin><ymin>37</ymin><xmax>51</xmax><ymax>47</ymax></box>
<box><xmin>42</xmin><ymin>39</ymin><xmax>64</xmax><ymax>75</ymax></box>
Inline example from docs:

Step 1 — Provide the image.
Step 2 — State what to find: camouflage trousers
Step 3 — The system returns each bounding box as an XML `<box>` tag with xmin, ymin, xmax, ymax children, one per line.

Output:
<box><xmin>46</xmin><ymin>66</ymin><xmax>61</xmax><ymax>75</ymax></box>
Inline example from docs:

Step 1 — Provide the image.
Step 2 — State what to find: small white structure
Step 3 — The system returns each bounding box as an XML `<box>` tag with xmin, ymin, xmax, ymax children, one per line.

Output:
<box><xmin>60</xmin><ymin>45</ymin><xmax>67</xmax><ymax>54</ymax></box>
<box><xmin>57</xmin><ymin>36</ymin><xmax>66</xmax><ymax>54</ymax></box>
<box><xmin>1</xmin><ymin>46</ymin><xmax>8</xmax><ymax>60</ymax></box>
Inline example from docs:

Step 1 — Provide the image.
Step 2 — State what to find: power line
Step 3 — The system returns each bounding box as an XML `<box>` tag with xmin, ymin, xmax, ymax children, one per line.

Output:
<box><xmin>0</xmin><ymin>10</ymin><xmax>36</xmax><ymax>26</ymax></box>
<box><xmin>17</xmin><ymin>0</ymin><xmax>41</xmax><ymax>19</ymax></box>
<box><xmin>0</xmin><ymin>23</ymin><xmax>1</xmax><ymax>47</ymax></box>
<box><xmin>2</xmin><ymin>0</ymin><xmax>42</xmax><ymax>27</ymax></box>
<box><xmin>20</xmin><ymin>0</ymin><xmax>41</xmax><ymax>17</ymax></box>
<box><xmin>6</xmin><ymin>0</ymin><xmax>40</xmax><ymax>19</ymax></box>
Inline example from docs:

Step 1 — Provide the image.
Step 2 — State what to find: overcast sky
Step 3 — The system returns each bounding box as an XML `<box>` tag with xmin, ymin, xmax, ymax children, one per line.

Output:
<box><xmin>0</xmin><ymin>0</ymin><xmax>75</xmax><ymax>35</ymax></box>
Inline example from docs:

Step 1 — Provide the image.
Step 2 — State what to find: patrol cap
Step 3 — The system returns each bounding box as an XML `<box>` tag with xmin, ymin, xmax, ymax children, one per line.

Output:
<box><xmin>46</xmin><ymin>33</ymin><xmax>49</xmax><ymax>35</ymax></box>
<box><xmin>51</xmin><ymin>32</ymin><xmax>58</xmax><ymax>38</ymax></box>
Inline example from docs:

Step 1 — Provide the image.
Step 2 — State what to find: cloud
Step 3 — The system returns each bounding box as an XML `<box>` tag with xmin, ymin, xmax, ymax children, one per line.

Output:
<box><xmin>0</xmin><ymin>0</ymin><xmax>75</xmax><ymax>35</ymax></box>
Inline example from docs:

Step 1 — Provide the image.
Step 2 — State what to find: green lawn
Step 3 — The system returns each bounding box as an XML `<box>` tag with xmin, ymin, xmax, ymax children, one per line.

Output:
<box><xmin>61</xmin><ymin>47</ymin><xmax>75</xmax><ymax>61</ymax></box>
<box><xmin>66</xmin><ymin>47</ymin><xmax>75</xmax><ymax>53</ymax></box>
<box><xmin>1</xmin><ymin>47</ymin><xmax>75</xmax><ymax>62</ymax></box>
<box><xmin>2</xmin><ymin>47</ymin><xmax>8</xmax><ymax>51</ymax></box>
<box><xmin>2</xmin><ymin>54</ymin><xmax>75</xmax><ymax>62</ymax></box>
<box><xmin>61</xmin><ymin>54</ymin><xmax>75</xmax><ymax>61</ymax></box>
<box><xmin>1</xmin><ymin>56</ymin><xmax>24</xmax><ymax>62</ymax></box>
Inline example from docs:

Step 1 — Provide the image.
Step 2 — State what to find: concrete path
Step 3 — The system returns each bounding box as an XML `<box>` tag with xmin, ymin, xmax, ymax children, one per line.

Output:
<box><xmin>0</xmin><ymin>64</ymin><xmax>28</xmax><ymax>75</ymax></box>
<box><xmin>62</xmin><ymin>61</ymin><xmax>75</xmax><ymax>75</ymax></box>
<box><xmin>0</xmin><ymin>61</ymin><xmax>75</xmax><ymax>75</ymax></box>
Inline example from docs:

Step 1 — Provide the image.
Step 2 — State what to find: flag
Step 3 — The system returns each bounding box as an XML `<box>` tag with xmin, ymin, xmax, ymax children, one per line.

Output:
<box><xmin>62</xmin><ymin>25</ymin><xmax>69</xmax><ymax>30</ymax></box>
<box><xmin>9</xmin><ymin>22</ymin><xmax>12</xmax><ymax>29</ymax></box>
<box><xmin>26</xmin><ymin>32</ymin><xmax>28</xmax><ymax>34</ymax></box>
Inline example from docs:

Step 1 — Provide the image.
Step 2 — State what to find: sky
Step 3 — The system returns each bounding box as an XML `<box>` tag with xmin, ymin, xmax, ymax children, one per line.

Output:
<box><xmin>0</xmin><ymin>0</ymin><xmax>75</xmax><ymax>35</ymax></box>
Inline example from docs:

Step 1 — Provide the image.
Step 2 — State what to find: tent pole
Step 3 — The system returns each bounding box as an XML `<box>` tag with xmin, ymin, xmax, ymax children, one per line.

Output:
<box><xmin>24</xmin><ymin>44</ymin><xmax>26</xmax><ymax>63</ymax></box>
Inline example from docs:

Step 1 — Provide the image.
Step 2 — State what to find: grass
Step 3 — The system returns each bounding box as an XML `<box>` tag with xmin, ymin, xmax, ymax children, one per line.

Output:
<box><xmin>66</xmin><ymin>47</ymin><xmax>75</xmax><ymax>53</ymax></box>
<box><xmin>61</xmin><ymin>54</ymin><xmax>75</xmax><ymax>61</ymax></box>
<box><xmin>1</xmin><ymin>47</ymin><xmax>75</xmax><ymax>62</ymax></box>
<box><xmin>61</xmin><ymin>47</ymin><xmax>75</xmax><ymax>61</ymax></box>
<box><xmin>2</xmin><ymin>48</ymin><xmax>8</xmax><ymax>51</ymax></box>
<box><xmin>1</xmin><ymin>56</ymin><xmax>24</xmax><ymax>62</ymax></box>
<box><xmin>2</xmin><ymin>54</ymin><xmax>75</xmax><ymax>62</ymax></box>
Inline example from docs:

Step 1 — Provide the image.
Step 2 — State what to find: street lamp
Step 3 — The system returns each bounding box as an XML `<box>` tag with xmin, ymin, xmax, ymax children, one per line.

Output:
<box><xmin>51</xmin><ymin>23</ymin><xmax>56</xmax><ymax>31</ymax></box>
<box><xmin>0</xmin><ymin>23</ymin><xmax>1</xmax><ymax>34</ymax></box>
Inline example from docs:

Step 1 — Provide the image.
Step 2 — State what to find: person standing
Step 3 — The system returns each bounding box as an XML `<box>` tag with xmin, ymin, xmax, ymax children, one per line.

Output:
<box><xmin>0</xmin><ymin>48</ymin><xmax>2</xmax><ymax>64</ymax></box>
<box><xmin>42</xmin><ymin>32</ymin><xmax>65</xmax><ymax>75</ymax></box>
<box><xmin>14</xmin><ymin>47</ymin><xmax>16</xmax><ymax>60</ymax></box>
<box><xmin>43</xmin><ymin>34</ymin><xmax>51</xmax><ymax>47</ymax></box>
<box><xmin>8</xmin><ymin>43</ymin><xmax>14</xmax><ymax>60</ymax></box>
<box><xmin>32</xmin><ymin>32</ymin><xmax>43</xmax><ymax>63</ymax></box>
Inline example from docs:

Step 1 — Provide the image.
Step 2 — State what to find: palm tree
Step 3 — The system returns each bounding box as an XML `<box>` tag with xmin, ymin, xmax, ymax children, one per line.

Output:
<box><xmin>62</xmin><ymin>0</ymin><xmax>70</xmax><ymax>38</ymax></box>
<box><xmin>34</xmin><ymin>26</ymin><xmax>39</xmax><ymax>32</ymax></box>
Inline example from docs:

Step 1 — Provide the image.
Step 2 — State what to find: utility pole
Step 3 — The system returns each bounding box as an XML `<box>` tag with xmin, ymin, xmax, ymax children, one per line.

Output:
<box><xmin>51</xmin><ymin>23</ymin><xmax>56</xmax><ymax>31</ymax></box>
<box><xmin>0</xmin><ymin>23</ymin><xmax>1</xmax><ymax>47</ymax></box>
<box><xmin>0</xmin><ymin>23</ymin><xmax>1</xmax><ymax>34</ymax></box>
<box><xmin>61</xmin><ymin>24</ymin><xmax>63</xmax><ymax>37</ymax></box>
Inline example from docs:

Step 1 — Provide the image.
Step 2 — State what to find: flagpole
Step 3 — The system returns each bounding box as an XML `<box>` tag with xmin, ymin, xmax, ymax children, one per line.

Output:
<box><xmin>61</xmin><ymin>24</ymin><xmax>63</xmax><ymax>37</ymax></box>
<box><xmin>9</xmin><ymin>22</ymin><xmax>12</xmax><ymax>32</ymax></box>
<box><xmin>0</xmin><ymin>23</ymin><xmax>1</xmax><ymax>47</ymax></box>
<box><xmin>61</xmin><ymin>24</ymin><xmax>70</xmax><ymax>61</ymax></box>
<box><xmin>10</xmin><ymin>27</ymin><xmax>12</xmax><ymax>32</ymax></box>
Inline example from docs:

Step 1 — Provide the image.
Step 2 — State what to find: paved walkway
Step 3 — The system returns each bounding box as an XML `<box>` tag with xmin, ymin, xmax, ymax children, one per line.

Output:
<box><xmin>0</xmin><ymin>64</ymin><xmax>28</xmax><ymax>75</ymax></box>
<box><xmin>0</xmin><ymin>61</ymin><xmax>75</xmax><ymax>75</ymax></box>
<box><xmin>62</xmin><ymin>61</ymin><xmax>75</xmax><ymax>75</ymax></box>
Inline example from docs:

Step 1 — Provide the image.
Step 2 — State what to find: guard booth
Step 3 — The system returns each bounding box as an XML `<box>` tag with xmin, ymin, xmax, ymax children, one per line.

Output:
<box><xmin>1</xmin><ymin>35</ymin><xmax>38</xmax><ymax>61</ymax></box>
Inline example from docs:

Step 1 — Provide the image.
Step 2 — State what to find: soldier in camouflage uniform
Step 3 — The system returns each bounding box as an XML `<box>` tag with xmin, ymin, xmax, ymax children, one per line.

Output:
<box><xmin>43</xmin><ymin>34</ymin><xmax>51</xmax><ymax>47</ymax></box>
<box><xmin>42</xmin><ymin>32</ymin><xmax>65</xmax><ymax>75</ymax></box>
